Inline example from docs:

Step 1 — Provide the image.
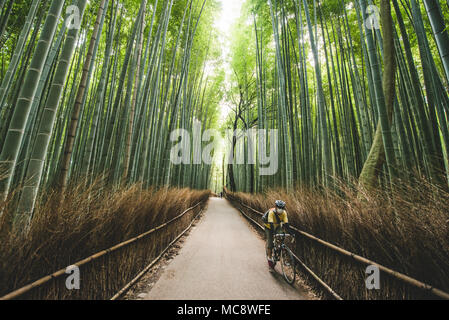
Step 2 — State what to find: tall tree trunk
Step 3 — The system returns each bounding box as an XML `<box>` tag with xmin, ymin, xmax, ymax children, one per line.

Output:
<box><xmin>58</xmin><ymin>0</ymin><xmax>109</xmax><ymax>193</ymax></box>
<box><xmin>17</xmin><ymin>0</ymin><xmax>88</xmax><ymax>224</ymax></box>
<box><xmin>302</xmin><ymin>0</ymin><xmax>332</xmax><ymax>186</ymax></box>
<box><xmin>0</xmin><ymin>0</ymin><xmax>64</xmax><ymax>202</ymax></box>
<box><xmin>123</xmin><ymin>1</ymin><xmax>146</xmax><ymax>181</ymax></box>
<box><xmin>423</xmin><ymin>0</ymin><xmax>449</xmax><ymax>84</ymax></box>
<box><xmin>358</xmin><ymin>0</ymin><xmax>397</xmax><ymax>192</ymax></box>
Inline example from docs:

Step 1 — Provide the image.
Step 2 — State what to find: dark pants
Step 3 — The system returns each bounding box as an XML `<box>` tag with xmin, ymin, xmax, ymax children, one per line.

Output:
<box><xmin>265</xmin><ymin>227</ymin><xmax>274</xmax><ymax>249</ymax></box>
<box><xmin>265</xmin><ymin>227</ymin><xmax>283</xmax><ymax>250</ymax></box>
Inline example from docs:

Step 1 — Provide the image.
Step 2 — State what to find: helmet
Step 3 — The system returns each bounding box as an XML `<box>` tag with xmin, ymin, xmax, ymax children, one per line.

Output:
<box><xmin>275</xmin><ymin>200</ymin><xmax>286</xmax><ymax>209</ymax></box>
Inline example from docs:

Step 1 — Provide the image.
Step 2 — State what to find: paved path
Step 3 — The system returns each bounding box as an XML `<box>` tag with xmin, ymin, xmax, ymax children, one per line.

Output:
<box><xmin>144</xmin><ymin>197</ymin><xmax>310</xmax><ymax>300</ymax></box>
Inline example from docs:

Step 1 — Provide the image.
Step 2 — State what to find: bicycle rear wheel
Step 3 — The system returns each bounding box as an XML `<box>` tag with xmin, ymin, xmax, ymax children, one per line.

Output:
<box><xmin>280</xmin><ymin>247</ymin><xmax>296</xmax><ymax>284</ymax></box>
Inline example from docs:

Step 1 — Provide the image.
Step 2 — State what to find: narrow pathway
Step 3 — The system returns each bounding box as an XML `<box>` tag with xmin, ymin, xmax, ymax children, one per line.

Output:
<box><xmin>142</xmin><ymin>197</ymin><xmax>312</xmax><ymax>300</ymax></box>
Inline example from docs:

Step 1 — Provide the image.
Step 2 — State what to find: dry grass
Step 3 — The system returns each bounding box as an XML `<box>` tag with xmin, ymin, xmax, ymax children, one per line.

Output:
<box><xmin>0</xmin><ymin>179</ymin><xmax>210</xmax><ymax>299</ymax></box>
<box><xmin>226</xmin><ymin>178</ymin><xmax>449</xmax><ymax>300</ymax></box>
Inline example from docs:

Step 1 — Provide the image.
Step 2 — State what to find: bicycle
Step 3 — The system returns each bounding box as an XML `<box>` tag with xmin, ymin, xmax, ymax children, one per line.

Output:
<box><xmin>270</xmin><ymin>233</ymin><xmax>296</xmax><ymax>284</ymax></box>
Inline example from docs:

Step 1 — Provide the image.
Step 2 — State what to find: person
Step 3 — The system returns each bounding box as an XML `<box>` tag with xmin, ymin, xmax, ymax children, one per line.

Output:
<box><xmin>264</xmin><ymin>200</ymin><xmax>292</xmax><ymax>270</ymax></box>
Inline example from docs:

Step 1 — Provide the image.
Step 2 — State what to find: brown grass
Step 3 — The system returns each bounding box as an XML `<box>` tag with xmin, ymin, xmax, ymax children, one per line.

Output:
<box><xmin>0</xmin><ymin>179</ymin><xmax>210</xmax><ymax>299</ymax></box>
<box><xmin>226</xmin><ymin>178</ymin><xmax>449</xmax><ymax>300</ymax></box>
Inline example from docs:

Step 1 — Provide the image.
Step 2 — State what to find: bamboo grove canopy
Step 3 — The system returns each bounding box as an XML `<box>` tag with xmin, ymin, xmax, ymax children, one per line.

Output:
<box><xmin>0</xmin><ymin>0</ymin><xmax>223</xmax><ymax>223</ymax></box>
<box><xmin>222</xmin><ymin>0</ymin><xmax>449</xmax><ymax>194</ymax></box>
<box><xmin>1</xmin><ymin>0</ymin><xmax>449</xmax><ymax>221</ymax></box>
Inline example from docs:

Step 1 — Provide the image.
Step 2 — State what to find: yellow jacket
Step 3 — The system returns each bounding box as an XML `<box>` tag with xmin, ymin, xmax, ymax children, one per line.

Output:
<box><xmin>264</xmin><ymin>208</ymin><xmax>288</xmax><ymax>230</ymax></box>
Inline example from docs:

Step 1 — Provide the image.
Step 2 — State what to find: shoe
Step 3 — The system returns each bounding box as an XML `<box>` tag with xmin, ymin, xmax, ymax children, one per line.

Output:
<box><xmin>267</xmin><ymin>259</ymin><xmax>275</xmax><ymax>269</ymax></box>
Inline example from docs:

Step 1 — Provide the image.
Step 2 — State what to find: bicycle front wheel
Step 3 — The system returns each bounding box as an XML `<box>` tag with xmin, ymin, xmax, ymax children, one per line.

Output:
<box><xmin>280</xmin><ymin>247</ymin><xmax>296</xmax><ymax>284</ymax></box>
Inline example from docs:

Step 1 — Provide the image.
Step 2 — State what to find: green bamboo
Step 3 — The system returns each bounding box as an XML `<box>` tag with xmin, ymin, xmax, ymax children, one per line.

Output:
<box><xmin>0</xmin><ymin>0</ymin><xmax>64</xmax><ymax>202</ymax></box>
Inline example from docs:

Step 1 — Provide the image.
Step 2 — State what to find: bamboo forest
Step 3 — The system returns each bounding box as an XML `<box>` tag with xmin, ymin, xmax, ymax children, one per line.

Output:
<box><xmin>0</xmin><ymin>0</ymin><xmax>448</xmax><ymax>301</ymax></box>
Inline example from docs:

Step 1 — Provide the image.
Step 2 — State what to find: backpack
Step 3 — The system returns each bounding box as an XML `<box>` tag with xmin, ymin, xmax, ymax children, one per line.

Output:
<box><xmin>262</xmin><ymin>208</ymin><xmax>281</xmax><ymax>224</ymax></box>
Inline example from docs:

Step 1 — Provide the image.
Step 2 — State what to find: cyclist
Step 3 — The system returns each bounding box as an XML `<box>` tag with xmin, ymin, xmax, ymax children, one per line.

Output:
<box><xmin>264</xmin><ymin>200</ymin><xmax>292</xmax><ymax>270</ymax></box>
